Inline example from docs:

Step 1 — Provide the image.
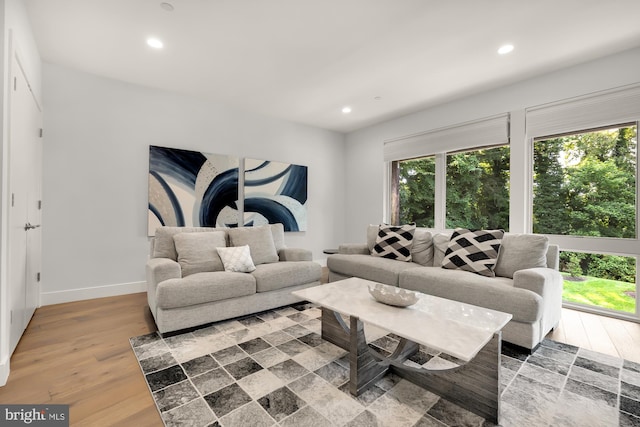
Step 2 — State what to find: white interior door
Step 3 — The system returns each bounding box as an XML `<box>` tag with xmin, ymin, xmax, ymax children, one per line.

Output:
<box><xmin>8</xmin><ymin>51</ymin><xmax>42</xmax><ymax>354</ymax></box>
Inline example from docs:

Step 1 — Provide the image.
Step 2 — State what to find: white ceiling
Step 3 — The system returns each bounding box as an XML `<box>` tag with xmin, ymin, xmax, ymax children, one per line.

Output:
<box><xmin>24</xmin><ymin>0</ymin><xmax>640</xmax><ymax>133</ymax></box>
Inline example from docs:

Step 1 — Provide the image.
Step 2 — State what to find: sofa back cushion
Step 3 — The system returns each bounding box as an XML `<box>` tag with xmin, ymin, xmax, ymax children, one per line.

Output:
<box><xmin>153</xmin><ymin>226</ymin><xmax>226</xmax><ymax>260</ymax></box>
<box><xmin>270</xmin><ymin>223</ymin><xmax>286</xmax><ymax>252</ymax></box>
<box><xmin>228</xmin><ymin>225</ymin><xmax>279</xmax><ymax>265</ymax></box>
<box><xmin>495</xmin><ymin>234</ymin><xmax>549</xmax><ymax>278</ymax></box>
<box><xmin>174</xmin><ymin>231</ymin><xmax>227</xmax><ymax>276</ymax></box>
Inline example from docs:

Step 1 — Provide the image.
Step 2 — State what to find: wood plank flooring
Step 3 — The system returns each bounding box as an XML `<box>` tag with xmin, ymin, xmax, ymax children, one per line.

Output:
<box><xmin>0</xmin><ymin>291</ymin><xmax>638</xmax><ymax>426</ymax></box>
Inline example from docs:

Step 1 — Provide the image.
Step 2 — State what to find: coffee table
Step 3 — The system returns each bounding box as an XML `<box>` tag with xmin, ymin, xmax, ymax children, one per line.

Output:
<box><xmin>292</xmin><ymin>277</ymin><xmax>512</xmax><ymax>424</ymax></box>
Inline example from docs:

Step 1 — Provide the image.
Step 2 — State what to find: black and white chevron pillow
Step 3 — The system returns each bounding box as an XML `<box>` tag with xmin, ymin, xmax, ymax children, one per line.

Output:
<box><xmin>372</xmin><ymin>224</ymin><xmax>416</xmax><ymax>262</ymax></box>
<box><xmin>442</xmin><ymin>228</ymin><xmax>504</xmax><ymax>277</ymax></box>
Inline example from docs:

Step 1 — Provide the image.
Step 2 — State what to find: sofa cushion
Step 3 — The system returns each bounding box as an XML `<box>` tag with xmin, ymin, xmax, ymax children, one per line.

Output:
<box><xmin>270</xmin><ymin>223</ymin><xmax>286</xmax><ymax>251</ymax></box>
<box><xmin>372</xmin><ymin>223</ymin><xmax>416</xmax><ymax>262</ymax></box>
<box><xmin>154</xmin><ymin>226</ymin><xmax>226</xmax><ymax>260</ymax></box>
<box><xmin>173</xmin><ymin>231</ymin><xmax>227</xmax><ymax>276</ymax></box>
<box><xmin>252</xmin><ymin>261</ymin><xmax>321</xmax><ymax>292</ymax></box>
<box><xmin>155</xmin><ymin>272</ymin><xmax>256</xmax><ymax>309</ymax></box>
<box><xmin>442</xmin><ymin>228</ymin><xmax>504</xmax><ymax>277</ymax></box>
<box><xmin>432</xmin><ymin>233</ymin><xmax>451</xmax><ymax>267</ymax></box>
<box><xmin>495</xmin><ymin>234</ymin><xmax>549</xmax><ymax>278</ymax></box>
<box><xmin>366</xmin><ymin>224</ymin><xmax>379</xmax><ymax>253</ymax></box>
<box><xmin>327</xmin><ymin>254</ymin><xmax>421</xmax><ymax>286</ymax></box>
<box><xmin>217</xmin><ymin>245</ymin><xmax>257</xmax><ymax>273</ymax></box>
<box><xmin>228</xmin><ymin>225</ymin><xmax>279</xmax><ymax>265</ymax></box>
<box><xmin>411</xmin><ymin>229</ymin><xmax>434</xmax><ymax>266</ymax></box>
<box><xmin>399</xmin><ymin>267</ymin><xmax>542</xmax><ymax>323</ymax></box>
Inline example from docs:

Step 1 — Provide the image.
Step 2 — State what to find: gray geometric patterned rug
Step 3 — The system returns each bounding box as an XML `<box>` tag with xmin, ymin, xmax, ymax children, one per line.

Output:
<box><xmin>130</xmin><ymin>303</ymin><xmax>640</xmax><ymax>426</ymax></box>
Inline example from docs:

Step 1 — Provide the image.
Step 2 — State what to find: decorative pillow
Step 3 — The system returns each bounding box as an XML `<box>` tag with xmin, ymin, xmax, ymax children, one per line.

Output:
<box><xmin>411</xmin><ymin>229</ymin><xmax>434</xmax><ymax>266</ymax></box>
<box><xmin>227</xmin><ymin>225</ymin><xmax>279</xmax><ymax>265</ymax></box>
<box><xmin>371</xmin><ymin>224</ymin><xmax>416</xmax><ymax>262</ymax></box>
<box><xmin>174</xmin><ymin>231</ymin><xmax>227</xmax><ymax>276</ymax></box>
<box><xmin>494</xmin><ymin>234</ymin><xmax>549</xmax><ymax>278</ymax></box>
<box><xmin>217</xmin><ymin>245</ymin><xmax>256</xmax><ymax>273</ymax></box>
<box><xmin>442</xmin><ymin>228</ymin><xmax>504</xmax><ymax>277</ymax></box>
<box><xmin>432</xmin><ymin>233</ymin><xmax>452</xmax><ymax>267</ymax></box>
<box><xmin>366</xmin><ymin>224</ymin><xmax>379</xmax><ymax>253</ymax></box>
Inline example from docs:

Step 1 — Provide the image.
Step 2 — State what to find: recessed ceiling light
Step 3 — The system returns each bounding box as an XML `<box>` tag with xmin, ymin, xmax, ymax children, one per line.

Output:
<box><xmin>497</xmin><ymin>44</ymin><xmax>514</xmax><ymax>55</ymax></box>
<box><xmin>147</xmin><ymin>38</ymin><xmax>164</xmax><ymax>49</ymax></box>
<box><xmin>342</xmin><ymin>106</ymin><xmax>352</xmax><ymax>114</ymax></box>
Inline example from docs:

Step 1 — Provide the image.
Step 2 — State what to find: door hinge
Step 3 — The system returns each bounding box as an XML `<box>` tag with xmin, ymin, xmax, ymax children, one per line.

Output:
<box><xmin>11</xmin><ymin>193</ymin><xmax>14</xmax><ymax>207</ymax></box>
<box><xmin>38</xmin><ymin>200</ymin><xmax>42</xmax><ymax>210</ymax></box>
<box><xmin>37</xmin><ymin>272</ymin><xmax>41</xmax><ymax>282</ymax></box>
<box><xmin>39</xmin><ymin>128</ymin><xmax>43</xmax><ymax>138</ymax></box>
<box><xmin>10</xmin><ymin>310</ymin><xmax>12</xmax><ymax>324</ymax></box>
<box><xmin>13</xmin><ymin>77</ymin><xmax>16</xmax><ymax>91</ymax></box>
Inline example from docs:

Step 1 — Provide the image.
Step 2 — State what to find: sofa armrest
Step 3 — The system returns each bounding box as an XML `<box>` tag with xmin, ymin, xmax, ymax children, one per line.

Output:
<box><xmin>513</xmin><ymin>267</ymin><xmax>563</xmax><ymax>298</ymax></box>
<box><xmin>338</xmin><ymin>244</ymin><xmax>369</xmax><ymax>255</ymax></box>
<box><xmin>278</xmin><ymin>248</ymin><xmax>312</xmax><ymax>261</ymax></box>
<box><xmin>147</xmin><ymin>257</ymin><xmax>181</xmax><ymax>284</ymax></box>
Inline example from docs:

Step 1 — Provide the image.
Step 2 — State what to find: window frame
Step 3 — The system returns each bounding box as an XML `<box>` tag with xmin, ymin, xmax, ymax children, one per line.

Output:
<box><xmin>527</xmin><ymin>121</ymin><xmax>639</xmax><ymax>321</ymax></box>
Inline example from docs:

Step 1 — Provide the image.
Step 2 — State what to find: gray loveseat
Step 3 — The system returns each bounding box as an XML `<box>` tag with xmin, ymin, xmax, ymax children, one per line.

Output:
<box><xmin>327</xmin><ymin>226</ymin><xmax>563</xmax><ymax>350</ymax></box>
<box><xmin>147</xmin><ymin>224</ymin><xmax>321</xmax><ymax>335</ymax></box>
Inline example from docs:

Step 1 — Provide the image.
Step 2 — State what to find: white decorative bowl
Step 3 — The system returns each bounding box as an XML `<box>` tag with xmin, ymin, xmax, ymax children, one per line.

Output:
<box><xmin>368</xmin><ymin>283</ymin><xmax>418</xmax><ymax>307</ymax></box>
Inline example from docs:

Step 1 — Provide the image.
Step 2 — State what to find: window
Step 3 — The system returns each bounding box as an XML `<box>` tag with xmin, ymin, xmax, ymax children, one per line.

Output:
<box><xmin>446</xmin><ymin>146</ymin><xmax>510</xmax><ymax>230</ymax></box>
<box><xmin>533</xmin><ymin>125</ymin><xmax>637</xmax><ymax>238</ymax></box>
<box><xmin>560</xmin><ymin>250</ymin><xmax>636</xmax><ymax>314</ymax></box>
<box><xmin>532</xmin><ymin>123</ymin><xmax>638</xmax><ymax>316</ymax></box>
<box><xmin>390</xmin><ymin>156</ymin><xmax>435</xmax><ymax>227</ymax></box>
<box><xmin>385</xmin><ymin>114</ymin><xmax>510</xmax><ymax>229</ymax></box>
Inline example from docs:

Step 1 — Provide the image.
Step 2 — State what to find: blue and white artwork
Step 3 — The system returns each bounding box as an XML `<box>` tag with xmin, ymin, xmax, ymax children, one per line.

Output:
<box><xmin>148</xmin><ymin>146</ymin><xmax>239</xmax><ymax>235</ymax></box>
<box><xmin>244</xmin><ymin>159</ymin><xmax>308</xmax><ymax>231</ymax></box>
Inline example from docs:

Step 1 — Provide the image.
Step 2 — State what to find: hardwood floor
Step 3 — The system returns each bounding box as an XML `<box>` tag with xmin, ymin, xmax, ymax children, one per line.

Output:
<box><xmin>0</xmin><ymin>293</ymin><xmax>162</xmax><ymax>426</ymax></box>
<box><xmin>0</xmin><ymin>291</ymin><xmax>638</xmax><ymax>426</ymax></box>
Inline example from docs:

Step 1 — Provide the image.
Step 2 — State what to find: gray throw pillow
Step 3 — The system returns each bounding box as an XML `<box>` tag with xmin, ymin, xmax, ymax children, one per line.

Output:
<box><xmin>227</xmin><ymin>225</ymin><xmax>279</xmax><ymax>265</ymax></box>
<box><xmin>173</xmin><ymin>231</ymin><xmax>227</xmax><ymax>277</ymax></box>
<box><xmin>432</xmin><ymin>233</ymin><xmax>452</xmax><ymax>267</ymax></box>
<box><xmin>494</xmin><ymin>234</ymin><xmax>549</xmax><ymax>278</ymax></box>
<box><xmin>411</xmin><ymin>229</ymin><xmax>434</xmax><ymax>266</ymax></box>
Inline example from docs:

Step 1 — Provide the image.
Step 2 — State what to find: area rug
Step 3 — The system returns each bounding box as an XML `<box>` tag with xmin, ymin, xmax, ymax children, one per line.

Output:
<box><xmin>130</xmin><ymin>303</ymin><xmax>640</xmax><ymax>426</ymax></box>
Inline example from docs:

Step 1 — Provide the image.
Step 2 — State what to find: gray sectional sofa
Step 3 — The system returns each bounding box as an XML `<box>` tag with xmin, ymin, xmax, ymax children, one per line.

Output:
<box><xmin>146</xmin><ymin>224</ymin><xmax>321</xmax><ymax>335</ymax></box>
<box><xmin>327</xmin><ymin>226</ymin><xmax>563</xmax><ymax>350</ymax></box>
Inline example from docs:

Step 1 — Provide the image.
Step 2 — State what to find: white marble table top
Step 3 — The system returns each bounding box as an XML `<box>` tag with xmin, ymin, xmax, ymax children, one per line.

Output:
<box><xmin>292</xmin><ymin>277</ymin><xmax>512</xmax><ymax>362</ymax></box>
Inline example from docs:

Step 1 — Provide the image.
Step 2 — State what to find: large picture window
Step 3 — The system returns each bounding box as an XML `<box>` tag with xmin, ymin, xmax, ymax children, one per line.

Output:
<box><xmin>533</xmin><ymin>124</ymin><xmax>637</xmax><ymax>238</ymax></box>
<box><xmin>532</xmin><ymin>123</ymin><xmax>638</xmax><ymax>315</ymax></box>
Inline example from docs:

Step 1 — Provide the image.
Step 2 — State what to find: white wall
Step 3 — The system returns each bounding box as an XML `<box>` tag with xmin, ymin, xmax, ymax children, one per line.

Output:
<box><xmin>0</xmin><ymin>0</ymin><xmax>42</xmax><ymax>387</ymax></box>
<box><xmin>343</xmin><ymin>47</ymin><xmax>640</xmax><ymax>243</ymax></box>
<box><xmin>40</xmin><ymin>63</ymin><xmax>345</xmax><ymax>304</ymax></box>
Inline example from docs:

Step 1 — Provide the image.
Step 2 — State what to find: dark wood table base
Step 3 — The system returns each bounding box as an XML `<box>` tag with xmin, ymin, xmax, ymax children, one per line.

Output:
<box><xmin>320</xmin><ymin>307</ymin><xmax>502</xmax><ymax>424</ymax></box>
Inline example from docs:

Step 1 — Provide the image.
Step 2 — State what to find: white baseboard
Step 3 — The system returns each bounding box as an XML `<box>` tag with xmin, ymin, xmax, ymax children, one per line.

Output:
<box><xmin>40</xmin><ymin>281</ymin><xmax>147</xmax><ymax>306</ymax></box>
<box><xmin>0</xmin><ymin>357</ymin><xmax>9</xmax><ymax>387</ymax></box>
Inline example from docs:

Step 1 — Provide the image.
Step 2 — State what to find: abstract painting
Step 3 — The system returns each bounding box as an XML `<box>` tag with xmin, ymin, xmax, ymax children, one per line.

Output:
<box><xmin>243</xmin><ymin>158</ymin><xmax>308</xmax><ymax>231</ymax></box>
<box><xmin>148</xmin><ymin>146</ymin><xmax>239</xmax><ymax>236</ymax></box>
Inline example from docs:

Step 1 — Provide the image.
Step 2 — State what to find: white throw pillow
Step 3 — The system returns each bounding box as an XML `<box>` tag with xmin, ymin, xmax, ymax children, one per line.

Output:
<box><xmin>217</xmin><ymin>245</ymin><xmax>256</xmax><ymax>273</ymax></box>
